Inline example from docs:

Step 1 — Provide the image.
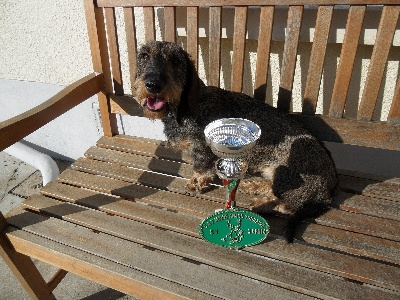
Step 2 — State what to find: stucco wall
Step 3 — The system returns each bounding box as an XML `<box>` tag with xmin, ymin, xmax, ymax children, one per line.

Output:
<box><xmin>1</xmin><ymin>1</ymin><xmax>400</xmax><ymax>177</ymax></box>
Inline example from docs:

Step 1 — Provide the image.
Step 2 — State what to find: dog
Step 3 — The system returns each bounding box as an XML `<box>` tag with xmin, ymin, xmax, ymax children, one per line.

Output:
<box><xmin>133</xmin><ymin>41</ymin><xmax>338</xmax><ymax>242</ymax></box>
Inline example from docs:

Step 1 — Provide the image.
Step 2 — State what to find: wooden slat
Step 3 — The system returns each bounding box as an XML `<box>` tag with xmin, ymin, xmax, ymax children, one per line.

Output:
<box><xmin>39</xmin><ymin>182</ymin><xmax>400</xmax><ymax>291</ymax></box>
<box><xmin>231</xmin><ymin>6</ymin><xmax>248</xmax><ymax>92</ymax></box>
<box><xmin>105</xmin><ymin>7</ymin><xmax>124</xmax><ymax>95</ymax></box>
<box><xmin>164</xmin><ymin>7</ymin><xmax>176</xmax><ymax>42</ymax></box>
<box><xmin>277</xmin><ymin>6</ymin><xmax>303</xmax><ymax>112</ymax></box>
<box><xmin>5</xmin><ymin>216</ymin><xmax>214</xmax><ymax>300</ymax></box>
<box><xmin>302</xmin><ymin>6</ymin><xmax>333</xmax><ymax>115</ymax></box>
<box><xmin>254</xmin><ymin>6</ymin><xmax>274</xmax><ymax>102</ymax></box>
<box><xmin>143</xmin><ymin>7</ymin><xmax>156</xmax><ymax>42</ymax></box>
<box><xmin>0</xmin><ymin>73</ymin><xmax>104</xmax><ymax>152</ymax></box>
<box><xmin>357</xmin><ymin>6</ymin><xmax>400</xmax><ymax>121</ymax></box>
<box><xmin>0</xmin><ymin>214</ymin><xmax>56</xmax><ymax>299</ymax></box>
<box><xmin>97</xmin><ymin>0</ymin><xmax>400</xmax><ymax>7</ymax></box>
<box><xmin>388</xmin><ymin>75</ymin><xmax>400</xmax><ymax>124</ymax></box>
<box><xmin>363</xmin><ymin>178</ymin><xmax>400</xmax><ymax>201</ymax></box>
<box><xmin>333</xmin><ymin>192</ymin><xmax>400</xmax><ymax>221</ymax></box>
<box><xmin>84</xmin><ymin>1</ymin><xmax>118</xmax><ymax>136</ymax></box>
<box><xmin>291</xmin><ymin>113</ymin><xmax>400</xmax><ymax>151</ymax></box>
<box><xmin>187</xmin><ymin>7</ymin><xmax>199</xmax><ymax>69</ymax></box>
<box><xmin>17</xmin><ymin>198</ymin><xmax>399</xmax><ymax>299</ymax></box>
<box><xmin>74</xmin><ymin>152</ymin><xmax>400</xmax><ymax>241</ymax></box>
<box><xmin>6</xmin><ymin>208</ymin><xmax>318</xmax><ymax>300</ymax></box>
<box><xmin>208</xmin><ymin>6</ymin><xmax>222</xmax><ymax>87</ymax></box>
<box><xmin>329</xmin><ymin>6</ymin><xmax>366</xmax><ymax>118</ymax></box>
<box><xmin>84</xmin><ymin>146</ymin><xmax>193</xmax><ymax>178</ymax></box>
<box><xmin>123</xmin><ymin>7</ymin><xmax>138</xmax><ymax>95</ymax></box>
<box><xmin>57</xmin><ymin>169</ymin><xmax>223</xmax><ymax>215</ymax></box>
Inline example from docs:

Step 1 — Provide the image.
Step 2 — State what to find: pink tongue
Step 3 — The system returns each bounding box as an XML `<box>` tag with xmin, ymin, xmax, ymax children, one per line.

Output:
<box><xmin>147</xmin><ymin>97</ymin><xmax>165</xmax><ymax>110</ymax></box>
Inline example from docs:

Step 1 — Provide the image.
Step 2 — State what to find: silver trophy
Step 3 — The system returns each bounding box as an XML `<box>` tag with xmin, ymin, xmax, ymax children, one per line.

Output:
<box><xmin>204</xmin><ymin>118</ymin><xmax>261</xmax><ymax>208</ymax></box>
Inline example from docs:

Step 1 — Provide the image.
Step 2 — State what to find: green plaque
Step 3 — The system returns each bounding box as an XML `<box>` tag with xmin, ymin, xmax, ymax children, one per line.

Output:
<box><xmin>198</xmin><ymin>208</ymin><xmax>269</xmax><ymax>248</ymax></box>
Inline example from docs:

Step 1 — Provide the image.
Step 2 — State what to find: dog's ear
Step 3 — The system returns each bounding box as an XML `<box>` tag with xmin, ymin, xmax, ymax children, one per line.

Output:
<box><xmin>177</xmin><ymin>54</ymin><xmax>201</xmax><ymax>123</ymax></box>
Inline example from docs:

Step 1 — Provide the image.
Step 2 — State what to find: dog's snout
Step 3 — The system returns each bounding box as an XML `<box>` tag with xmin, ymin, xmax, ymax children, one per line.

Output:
<box><xmin>145</xmin><ymin>79</ymin><xmax>163</xmax><ymax>94</ymax></box>
<box><xmin>144</xmin><ymin>71</ymin><xmax>165</xmax><ymax>94</ymax></box>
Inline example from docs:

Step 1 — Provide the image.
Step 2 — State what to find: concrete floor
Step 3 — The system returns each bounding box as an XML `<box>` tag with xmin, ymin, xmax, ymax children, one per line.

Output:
<box><xmin>0</xmin><ymin>152</ymin><xmax>136</xmax><ymax>300</ymax></box>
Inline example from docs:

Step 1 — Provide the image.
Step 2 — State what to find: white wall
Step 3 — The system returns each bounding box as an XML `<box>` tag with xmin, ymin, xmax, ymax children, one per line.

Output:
<box><xmin>1</xmin><ymin>1</ymin><xmax>399</xmax><ymax>177</ymax></box>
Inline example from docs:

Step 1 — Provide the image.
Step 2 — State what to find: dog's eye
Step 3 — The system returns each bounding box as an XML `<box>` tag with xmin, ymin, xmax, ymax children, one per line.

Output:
<box><xmin>140</xmin><ymin>53</ymin><xmax>149</xmax><ymax>61</ymax></box>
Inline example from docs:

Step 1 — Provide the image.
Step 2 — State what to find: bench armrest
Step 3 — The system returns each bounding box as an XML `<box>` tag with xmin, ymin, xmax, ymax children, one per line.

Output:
<box><xmin>0</xmin><ymin>73</ymin><xmax>104</xmax><ymax>152</ymax></box>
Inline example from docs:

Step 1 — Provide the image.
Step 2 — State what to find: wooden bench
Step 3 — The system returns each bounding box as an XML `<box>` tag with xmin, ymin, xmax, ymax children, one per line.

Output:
<box><xmin>1</xmin><ymin>0</ymin><xmax>400</xmax><ymax>298</ymax></box>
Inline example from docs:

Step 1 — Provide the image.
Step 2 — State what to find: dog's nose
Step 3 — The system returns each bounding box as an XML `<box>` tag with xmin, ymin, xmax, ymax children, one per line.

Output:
<box><xmin>144</xmin><ymin>79</ymin><xmax>164</xmax><ymax>94</ymax></box>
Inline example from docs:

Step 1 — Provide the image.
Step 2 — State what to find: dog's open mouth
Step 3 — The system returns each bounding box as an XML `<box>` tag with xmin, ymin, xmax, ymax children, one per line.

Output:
<box><xmin>145</xmin><ymin>97</ymin><xmax>166</xmax><ymax>111</ymax></box>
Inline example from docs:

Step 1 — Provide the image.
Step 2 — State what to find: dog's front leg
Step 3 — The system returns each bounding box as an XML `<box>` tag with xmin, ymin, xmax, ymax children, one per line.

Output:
<box><xmin>186</xmin><ymin>146</ymin><xmax>216</xmax><ymax>193</ymax></box>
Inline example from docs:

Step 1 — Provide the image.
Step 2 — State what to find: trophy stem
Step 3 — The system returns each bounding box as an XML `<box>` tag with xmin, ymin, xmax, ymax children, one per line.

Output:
<box><xmin>221</xmin><ymin>179</ymin><xmax>240</xmax><ymax>209</ymax></box>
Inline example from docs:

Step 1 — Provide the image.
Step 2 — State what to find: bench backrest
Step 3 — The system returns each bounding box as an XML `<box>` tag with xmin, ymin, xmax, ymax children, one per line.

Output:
<box><xmin>84</xmin><ymin>0</ymin><xmax>400</xmax><ymax>151</ymax></box>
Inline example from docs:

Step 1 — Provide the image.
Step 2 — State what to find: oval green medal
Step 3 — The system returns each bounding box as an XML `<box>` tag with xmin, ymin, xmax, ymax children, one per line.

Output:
<box><xmin>198</xmin><ymin>208</ymin><xmax>269</xmax><ymax>249</ymax></box>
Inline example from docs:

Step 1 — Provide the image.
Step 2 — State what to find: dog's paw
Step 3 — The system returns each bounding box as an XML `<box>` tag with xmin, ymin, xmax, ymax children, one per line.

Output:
<box><xmin>186</xmin><ymin>173</ymin><xmax>213</xmax><ymax>193</ymax></box>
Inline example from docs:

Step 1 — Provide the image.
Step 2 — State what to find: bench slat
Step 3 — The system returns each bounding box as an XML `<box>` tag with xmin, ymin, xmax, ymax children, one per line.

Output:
<box><xmin>17</xmin><ymin>198</ymin><xmax>398</xmax><ymax>298</ymax></box>
<box><xmin>67</xmin><ymin>148</ymin><xmax>400</xmax><ymax>263</ymax></box>
<box><xmin>164</xmin><ymin>7</ymin><xmax>176</xmax><ymax>43</ymax></box>
<box><xmin>329</xmin><ymin>6</ymin><xmax>366</xmax><ymax>118</ymax></box>
<box><xmin>85</xmin><ymin>143</ymin><xmax>400</xmax><ymax>220</ymax></box>
<box><xmin>123</xmin><ymin>7</ymin><xmax>138</xmax><ymax>95</ymax></box>
<box><xmin>186</xmin><ymin>7</ymin><xmax>199</xmax><ymax>69</ymax></box>
<box><xmin>302</xmin><ymin>6</ymin><xmax>333</xmax><ymax>115</ymax></box>
<box><xmin>208</xmin><ymin>7</ymin><xmax>222</xmax><ymax>87</ymax></box>
<box><xmin>254</xmin><ymin>6</ymin><xmax>274</xmax><ymax>102</ymax></box>
<box><xmin>357</xmin><ymin>5</ymin><xmax>400</xmax><ymax>121</ymax></box>
<box><xmin>231</xmin><ymin>6</ymin><xmax>248</xmax><ymax>92</ymax></box>
<box><xmin>278</xmin><ymin>5</ymin><xmax>303</xmax><ymax>112</ymax></box>
<box><xmin>37</xmin><ymin>183</ymin><xmax>400</xmax><ymax>291</ymax></box>
<box><xmin>5</xmin><ymin>228</ymin><xmax>212</xmax><ymax>300</ymax></box>
<box><xmin>143</xmin><ymin>7</ymin><xmax>156</xmax><ymax>42</ymax></box>
<box><xmin>105</xmin><ymin>7</ymin><xmax>124</xmax><ymax>95</ymax></box>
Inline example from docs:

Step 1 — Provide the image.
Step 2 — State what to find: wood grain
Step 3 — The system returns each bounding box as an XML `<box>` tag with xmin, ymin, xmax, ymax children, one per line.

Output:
<box><xmin>208</xmin><ymin>6</ymin><xmax>222</xmax><ymax>87</ymax></box>
<box><xmin>231</xmin><ymin>6</ymin><xmax>248</xmax><ymax>92</ymax></box>
<box><xmin>0</xmin><ymin>73</ymin><xmax>104</xmax><ymax>152</ymax></box>
<box><xmin>123</xmin><ymin>7</ymin><xmax>138</xmax><ymax>95</ymax></box>
<box><xmin>329</xmin><ymin>6</ymin><xmax>366</xmax><ymax>118</ymax></box>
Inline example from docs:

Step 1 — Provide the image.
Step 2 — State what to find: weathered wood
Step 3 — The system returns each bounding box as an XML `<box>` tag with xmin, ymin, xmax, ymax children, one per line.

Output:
<box><xmin>17</xmin><ymin>199</ymin><xmax>399</xmax><ymax>298</ymax></box>
<box><xmin>164</xmin><ymin>7</ymin><xmax>176</xmax><ymax>42</ymax></box>
<box><xmin>277</xmin><ymin>6</ymin><xmax>303</xmax><ymax>112</ymax></box>
<box><xmin>388</xmin><ymin>75</ymin><xmax>400</xmax><ymax>125</ymax></box>
<box><xmin>143</xmin><ymin>7</ymin><xmax>156</xmax><ymax>42</ymax></box>
<box><xmin>357</xmin><ymin>6</ymin><xmax>400</xmax><ymax>121</ymax></box>
<box><xmin>291</xmin><ymin>113</ymin><xmax>400</xmax><ymax>151</ymax></box>
<box><xmin>231</xmin><ymin>6</ymin><xmax>248</xmax><ymax>92</ymax></box>
<box><xmin>329</xmin><ymin>6</ymin><xmax>366</xmax><ymax>118</ymax></box>
<box><xmin>254</xmin><ymin>6</ymin><xmax>274</xmax><ymax>102</ymax></box>
<box><xmin>123</xmin><ymin>7</ymin><xmax>138</xmax><ymax>95</ymax></box>
<box><xmin>302</xmin><ymin>6</ymin><xmax>333</xmax><ymax>115</ymax></box>
<box><xmin>0</xmin><ymin>73</ymin><xmax>104</xmax><ymax>152</ymax></box>
<box><xmin>0</xmin><ymin>214</ymin><xmax>56</xmax><ymax>299</ymax></box>
<box><xmin>97</xmin><ymin>0</ymin><xmax>400</xmax><ymax>7</ymax></box>
<box><xmin>5</xmin><ymin>224</ymin><xmax>209</xmax><ymax>300</ymax></box>
<box><xmin>85</xmin><ymin>1</ymin><xmax>119</xmax><ymax>136</ymax></box>
<box><xmin>208</xmin><ymin>6</ymin><xmax>222</xmax><ymax>87</ymax></box>
<box><xmin>105</xmin><ymin>7</ymin><xmax>124</xmax><ymax>95</ymax></box>
<box><xmin>186</xmin><ymin>7</ymin><xmax>199</xmax><ymax>69</ymax></box>
<box><xmin>47</xmin><ymin>269</ymin><xmax>68</xmax><ymax>292</ymax></box>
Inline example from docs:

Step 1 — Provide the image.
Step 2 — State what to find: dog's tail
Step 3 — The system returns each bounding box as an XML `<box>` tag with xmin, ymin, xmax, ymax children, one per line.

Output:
<box><xmin>283</xmin><ymin>202</ymin><xmax>329</xmax><ymax>243</ymax></box>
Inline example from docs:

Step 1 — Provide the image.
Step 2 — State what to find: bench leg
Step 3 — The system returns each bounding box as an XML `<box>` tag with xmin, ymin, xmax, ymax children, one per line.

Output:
<box><xmin>0</xmin><ymin>212</ymin><xmax>56</xmax><ymax>300</ymax></box>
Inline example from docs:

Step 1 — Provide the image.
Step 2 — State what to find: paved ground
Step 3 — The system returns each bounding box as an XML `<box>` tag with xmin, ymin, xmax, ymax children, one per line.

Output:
<box><xmin>0</xmin><ymin>152</ymin><xmax>136</xmax><ymax>299</ymax></box>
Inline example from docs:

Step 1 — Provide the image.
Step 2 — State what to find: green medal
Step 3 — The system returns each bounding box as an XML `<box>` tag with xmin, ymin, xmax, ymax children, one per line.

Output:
<box><xmin>200</xmin><ymin>118</ymin><xmax>269</xmax><ymax>249</ymax></box>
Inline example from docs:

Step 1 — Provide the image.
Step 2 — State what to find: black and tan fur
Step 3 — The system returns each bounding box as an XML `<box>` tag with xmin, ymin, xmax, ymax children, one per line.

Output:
<box><xmin>133</xmin><ymin>41</ymin><xmax>338</xmax><ymax>242</ymax></box>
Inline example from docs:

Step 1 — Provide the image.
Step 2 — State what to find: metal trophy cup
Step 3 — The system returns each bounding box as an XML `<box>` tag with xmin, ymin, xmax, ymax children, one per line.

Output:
<box><xmin>198</xmin><ymin>118</ymin><xmax>269</xmax><ymax>249</ymax></box>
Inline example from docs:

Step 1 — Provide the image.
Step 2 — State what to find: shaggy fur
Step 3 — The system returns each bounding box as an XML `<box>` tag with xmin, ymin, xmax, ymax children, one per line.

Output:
<box><xmin>134</xmin><ymin>41</ymin><xmax>338</xmax><ymax>242</ymax></box>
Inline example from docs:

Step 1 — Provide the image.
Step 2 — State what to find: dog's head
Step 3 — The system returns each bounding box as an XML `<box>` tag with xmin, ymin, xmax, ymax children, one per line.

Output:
<box><xmin>133</xmin><ymin>41</ymin><xmax>200</xmax><ymax>121</ymax></box>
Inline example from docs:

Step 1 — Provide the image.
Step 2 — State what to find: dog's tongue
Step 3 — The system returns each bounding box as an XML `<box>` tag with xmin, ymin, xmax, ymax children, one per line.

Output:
<box><xmin>146</xmin><ymin>97</ymin><xmax>165</xmax><ymax>110</ymax></box>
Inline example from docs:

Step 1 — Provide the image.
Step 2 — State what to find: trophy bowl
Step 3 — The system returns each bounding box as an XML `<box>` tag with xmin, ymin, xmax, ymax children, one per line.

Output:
<box><xmin>204</xmin><ymin>118</ymin><xmax>261</xmax><ymax>159</ymax></box>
